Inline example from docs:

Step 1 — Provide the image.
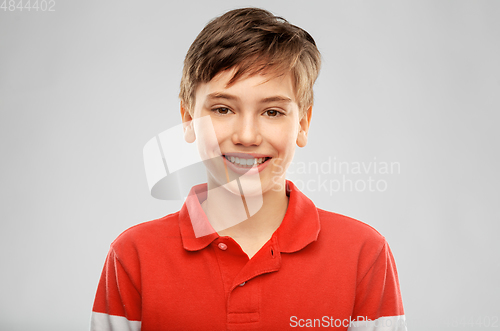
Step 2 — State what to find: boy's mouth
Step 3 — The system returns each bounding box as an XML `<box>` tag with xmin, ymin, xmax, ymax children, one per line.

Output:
<box><xmin>222</xmin><ymin>154</ymin><xmax>272</xmax><ymax>168</ymax></box>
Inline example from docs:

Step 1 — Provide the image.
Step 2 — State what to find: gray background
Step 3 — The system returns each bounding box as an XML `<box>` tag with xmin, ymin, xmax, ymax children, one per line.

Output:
<box><xmin>1</xmin><ymin>0</ymin><xmax>499</xmax><ymax>330</ymax></box>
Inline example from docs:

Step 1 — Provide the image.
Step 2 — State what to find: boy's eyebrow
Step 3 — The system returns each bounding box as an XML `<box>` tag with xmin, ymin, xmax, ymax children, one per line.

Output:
<box><xmin>206</xmin><ymin>92</ymin><xmax>292</xmax><ymax>104</ymax></box>
<box><xmin>259</xmin><ymin>96</ymin><xmax>293</xmax><ymax>104</ymax></box>
<box><xmin>206</xmin><ymin>92</ymin><xmax>240</xmax><ymax>102</ymax></box>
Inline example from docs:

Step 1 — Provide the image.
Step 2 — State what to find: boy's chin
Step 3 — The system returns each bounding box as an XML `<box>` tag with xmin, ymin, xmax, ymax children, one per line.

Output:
<box><xmin>207</xmin><ymin>171</ymin><xmax>262</xmax><ymax>194</ymax></box>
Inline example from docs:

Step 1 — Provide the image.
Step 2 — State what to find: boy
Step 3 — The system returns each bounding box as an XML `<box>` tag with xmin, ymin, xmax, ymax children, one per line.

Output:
<box><xmin>91</xmin><ymin>7</ymin><xmax>406</xmax><ymax>331</ymax></box>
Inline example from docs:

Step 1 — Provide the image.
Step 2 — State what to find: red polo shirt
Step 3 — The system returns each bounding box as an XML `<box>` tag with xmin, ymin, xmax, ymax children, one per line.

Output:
<box><xmin>91</xmin><ymin>180</ymin><xmax>406</xmax><ymax>330</ymax></box>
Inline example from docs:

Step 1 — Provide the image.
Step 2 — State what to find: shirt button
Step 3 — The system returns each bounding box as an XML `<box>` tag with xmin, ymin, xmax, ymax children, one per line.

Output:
<box><xmin>239</xmin><ymin>282</ymin><xmax>246</xmax><ymax>286</ymax></box>
<box><xmin>218</xmin><ymin>243</ymin><xmax>228</xmax><ymax>251</ymax></box>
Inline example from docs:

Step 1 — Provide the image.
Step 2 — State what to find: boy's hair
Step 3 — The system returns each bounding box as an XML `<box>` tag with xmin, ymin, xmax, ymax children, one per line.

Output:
<box><xmin>179</xmin><ymin>7</ymin><xmax>321</xmax><ymax>116</ymax></box>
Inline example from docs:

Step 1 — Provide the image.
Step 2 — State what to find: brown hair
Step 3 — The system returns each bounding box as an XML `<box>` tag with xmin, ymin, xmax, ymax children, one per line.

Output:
<box><xmin>179</xmin><ymin>7</ymin><xmax>321</xmax><ymax>116</ymax></box>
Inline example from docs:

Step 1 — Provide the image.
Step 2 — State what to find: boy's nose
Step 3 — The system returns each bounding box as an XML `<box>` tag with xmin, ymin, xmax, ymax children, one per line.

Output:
<box><xmin>231</xmin><ymin>115</ymin><xmax>262</xmax><ymax>146</ymax></box>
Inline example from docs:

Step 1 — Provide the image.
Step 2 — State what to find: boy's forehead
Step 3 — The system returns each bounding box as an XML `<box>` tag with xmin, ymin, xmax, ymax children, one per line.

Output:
<box><xmin>214</xmin><ymin>66</ymin><xmax>289</xmax><ymax>86</ymax></box>
<box><xmin>197</xmin><ymin>68</ymin><xmax>297</xmax><ymax>101</ymax></box>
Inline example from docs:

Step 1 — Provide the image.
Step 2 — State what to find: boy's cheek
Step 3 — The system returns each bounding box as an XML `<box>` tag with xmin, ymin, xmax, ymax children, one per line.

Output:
<box><xmin>270</xmin><ymin>158</ymin><xmax>290</xmax><ymax>175</ymax></box>
<box><xmin>192</xmin><ymin>116</ymin><xmax>222</xmax><ymax>159</ymax></box>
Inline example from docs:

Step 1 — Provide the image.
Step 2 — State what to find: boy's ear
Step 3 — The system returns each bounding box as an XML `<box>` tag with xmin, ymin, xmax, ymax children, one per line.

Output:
<box><xmin>180</xmin><ymin>102</ymin><xmax>196</xmax><ymax>143</ymax></box>
<box><xmin>296</xmin><ymin>106</ymin><xmax>312</xmax><ymax>148</ymax></box>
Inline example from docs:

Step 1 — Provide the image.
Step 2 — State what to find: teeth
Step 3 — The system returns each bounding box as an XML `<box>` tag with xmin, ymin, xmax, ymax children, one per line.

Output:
<box><xmin>224</xmin><ymin>155</ymin><xmax>269</xmax><ymax>167</ymax></box>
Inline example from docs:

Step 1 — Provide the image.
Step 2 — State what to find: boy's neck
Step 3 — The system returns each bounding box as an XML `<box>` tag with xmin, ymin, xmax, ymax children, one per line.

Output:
<box><xmin>201</xmin><ymin>180</ymin><xmax>289</xmax><ymax>258</ymax></box>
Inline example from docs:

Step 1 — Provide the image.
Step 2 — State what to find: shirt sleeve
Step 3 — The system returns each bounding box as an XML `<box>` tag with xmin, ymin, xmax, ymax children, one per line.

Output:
<box><xmin>348</xmin><ymin>240</ymin><xmax>407</xmax><ymax>331</ymax></box>
<box><xmin>90</xmin><ymin>247</ymin><xmax>142</xmax><ymax>331</ymax></box>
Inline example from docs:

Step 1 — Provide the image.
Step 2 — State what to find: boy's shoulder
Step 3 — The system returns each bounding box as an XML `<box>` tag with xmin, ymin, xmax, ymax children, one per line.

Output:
<box><xmin>317</xmin><ymin>208</ymin><xmax>384</xmax><ymax>238</ymax></box>
<box><xmin>314</xmin><ymin>207</ymin><xmax>388</xmax><ymax>254</ymax></box>
<box><xmin>109</xmin><ymin>211</ymin><xmax>182</xmax><ymax>253</ymax></box>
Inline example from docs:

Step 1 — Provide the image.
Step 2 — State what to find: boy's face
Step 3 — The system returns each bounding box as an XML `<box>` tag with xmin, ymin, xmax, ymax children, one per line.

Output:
<box><xmin>181</xmin><ymin>68</ymin><xmax>311</xmax><ymax>196</ymax></box>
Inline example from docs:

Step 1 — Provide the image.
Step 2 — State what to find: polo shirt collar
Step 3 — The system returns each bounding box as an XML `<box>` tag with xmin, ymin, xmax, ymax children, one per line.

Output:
<box><xmin>275</xmin><ymin>180</ymin><xmax>321</xmax><ymax>253</ymax></box>
<box><xmin>178</xmin><ymin>180</ymin><xmax>320</xmax><ymax>253</ymax></box>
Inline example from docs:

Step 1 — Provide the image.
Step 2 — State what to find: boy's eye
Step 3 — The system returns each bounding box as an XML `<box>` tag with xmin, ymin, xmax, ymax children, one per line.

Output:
<box><xmin>264</xmin><ymin>109</ymin><xmax>282</xmax><ymax>117</ymax></box>
<box><xmin>212</xmin><ymin>107</ymin><xmax>233</xmax><ymax>115</ymax></box>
